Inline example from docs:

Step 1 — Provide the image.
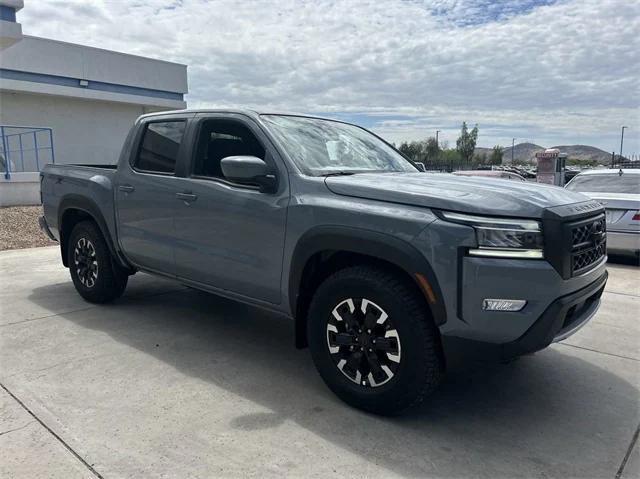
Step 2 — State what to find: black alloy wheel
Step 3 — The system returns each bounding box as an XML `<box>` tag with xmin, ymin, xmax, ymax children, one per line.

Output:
<box><xmin>308</xmin><ymin>265</ymin><xmax>444</xmax><ymax>415</ymax></box>
<box><xmin>326</xmin><ymin>297</ymin><xmax>401</xmax><ymax>387</ymax></box>
<box><xmin>68</xmin><ymin>220</ymin><xmax>129</xmax><ymax>303</ymax></box>
<box><xmin>73</xmin><ymin>237</ymin><xmax>99</xmax><ymax>288</ymax></box>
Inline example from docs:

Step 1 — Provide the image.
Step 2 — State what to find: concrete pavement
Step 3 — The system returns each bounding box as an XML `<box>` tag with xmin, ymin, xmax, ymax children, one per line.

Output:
<box><xmin>1</xmin><ymin>246</ymin><xmax>639</xmax><ymax>478</ymax></box>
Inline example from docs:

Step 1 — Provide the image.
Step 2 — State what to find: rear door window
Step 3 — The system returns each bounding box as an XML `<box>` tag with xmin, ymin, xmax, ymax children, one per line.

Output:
<box><xmin>134</xmin><ymin>121</ymin><xmax>186</xmax><ymax>174</ymax></box>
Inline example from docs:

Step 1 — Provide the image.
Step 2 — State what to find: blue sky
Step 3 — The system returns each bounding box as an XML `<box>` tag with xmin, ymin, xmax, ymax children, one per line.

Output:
<box><xmin>20</xmin><ymin>0</ymin><xmax>640</xmax><ymax>154</ymax></box>
<box><xmin>426</xmin><ymin>0</ymin><xmax>558</xmax><ymax>26</ymax></box>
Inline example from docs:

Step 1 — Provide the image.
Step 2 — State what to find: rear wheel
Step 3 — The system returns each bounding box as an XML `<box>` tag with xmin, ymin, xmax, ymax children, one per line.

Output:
<box><xmin>308</xmin><ymin>265</ymin><xmax>444</xmax><ymax>415</ymax></box>
<box><xmin>68</xmin><ymin>221</ymin><xmax>128</xmax><ymax>303</ymax></box>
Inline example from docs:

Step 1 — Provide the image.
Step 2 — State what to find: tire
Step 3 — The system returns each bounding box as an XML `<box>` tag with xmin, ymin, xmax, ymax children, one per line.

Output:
<box><xmin>307</xmin><ymin>265</ymin><xmax>444</xmax><ymax>415</ymax></box>
<box><xmin>67</xmin><ymin>220</ymin><xmax>128</xmax><ymax>303</ymax></box>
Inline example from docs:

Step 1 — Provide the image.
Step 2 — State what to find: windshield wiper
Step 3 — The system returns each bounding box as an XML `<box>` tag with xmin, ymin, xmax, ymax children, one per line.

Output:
<box><xmin>319</xmin><ymin>171</ymin><xmax>356</xmax><ymax>177</ymax></box>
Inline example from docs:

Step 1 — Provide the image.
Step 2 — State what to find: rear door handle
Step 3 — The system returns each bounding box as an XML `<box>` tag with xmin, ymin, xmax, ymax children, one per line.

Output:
<box><xmin>176</xmin><ymin>192</ymin><xmax>198</xmax><ymax>203</ymax></box>
<box><xmin>118</xmin><ymin>185</ymin><xmax>135</xmax><ymax>193</ymax></box>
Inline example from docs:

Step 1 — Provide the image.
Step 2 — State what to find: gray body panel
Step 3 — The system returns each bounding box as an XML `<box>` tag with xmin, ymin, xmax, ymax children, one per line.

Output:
<box><xmin>170</xmin><ymin>174</ymin><xmax>288</xmax><ymax>304</ymax></box>
<box><xmin>115</xmin><ymin>168</ymin><xmax>180</xmax><ymax>274</ymax></box>
<box><xmin>325</xmin><ymin>172</ymin><xmax>590</xmax><ymax>218</ymax></box>
<box><xmin>41</xmin><ymin>108</ymin><xmax>607</xmax><ymax>348</ymax></box>
<box><xmin>40</xmin><ymin>164</ymin><xmax>118</xmax><ymax>243</ymax></box>
<box><xmin>168</xmin><ymin>112</ymin><xmax>291</xmax><ymax>304</ymax></box>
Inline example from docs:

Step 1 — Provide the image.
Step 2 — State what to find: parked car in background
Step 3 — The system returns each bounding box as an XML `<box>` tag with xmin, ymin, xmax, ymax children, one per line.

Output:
<box><xmin>453</xmin><ymin>170</ymin><xmax>526</xmax><ymax>181</ymax></box>
<box><xmin>564</xmin><ymin>167</ymin><xmax>582</xmax><ymax>183</ymax></box>
<box><xmin>565</xmin><ymin>169</ymin><xmax>640</xmax><ymax>258</ymax></box>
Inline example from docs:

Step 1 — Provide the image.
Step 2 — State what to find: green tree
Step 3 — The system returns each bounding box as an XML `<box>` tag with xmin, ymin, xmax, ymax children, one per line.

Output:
<box><xmin>456</xmin><ymin>122</ymin><xmax>479</xmax><ymax>163</ymax></box>
<box><xmin>489</xmin><ymin>145</ymin><xmax>503</xmax><ymax>165</ymax></box>
<box><xmin>397</xmin><ymin>141</ymin><xmax>412</xmax><ymax>158</ymax></box>
<box><xmin>440</xmin><ymin>148</ymin><xmax>461</xmax><ymax>171</ymax></box>
<box><xmin>398</xmin><ymin>141</ymin><xmax>424</xmax><ymax>161</ymax></box>
<box><xmin>474</xmin><ymin>152</ymin><xmax>488</xmax><ymax>164</ymax></box>
<box><xmin>425</xmin><ymin>137</ymin><xmax>440</xmax><ymax>161</ymax></box>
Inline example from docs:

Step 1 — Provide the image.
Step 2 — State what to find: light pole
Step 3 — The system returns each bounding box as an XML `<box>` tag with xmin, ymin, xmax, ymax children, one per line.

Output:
<box><xmin>620</xmin><ymin>126</ymin><xmax>628</xmax><ymax>160</ymax></box>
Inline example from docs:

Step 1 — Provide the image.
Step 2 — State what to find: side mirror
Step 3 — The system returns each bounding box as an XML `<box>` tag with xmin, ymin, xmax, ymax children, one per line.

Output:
<box><xmin>220</xmin><ymin>156</ymin><xmax>277</xmax><ymax>193</ymax></box>
<box><xmin>414</xmin><ymin>161</ymin><xmax>426</xmax><ymax>172</ymax></box>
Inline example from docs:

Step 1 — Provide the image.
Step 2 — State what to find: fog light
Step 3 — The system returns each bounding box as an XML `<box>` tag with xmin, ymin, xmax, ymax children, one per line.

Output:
<box><xmin>482</xmin><ymin>299</ymin><xmax>527</xmax><ymax>312</ymax></box>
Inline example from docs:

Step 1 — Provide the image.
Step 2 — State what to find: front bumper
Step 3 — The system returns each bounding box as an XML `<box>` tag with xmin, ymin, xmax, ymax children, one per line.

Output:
<box><xmin>502</xmin><ymin>271</ymin><xmax>607</xmax><ymax>358</ymax></box>
<box><xmin>441</xmin><ymin>271</ymin><xmax>607</xmax><ymax>362</ymax></box>
<box><xmin>450</xmin><ymin>254</ymin><xmax>606</xmax><ymax>344</ymax></box>
<box><xmin>607</xmin><ymin>230</ymin><xmax>640</xmax><ymax>255</ymax></box>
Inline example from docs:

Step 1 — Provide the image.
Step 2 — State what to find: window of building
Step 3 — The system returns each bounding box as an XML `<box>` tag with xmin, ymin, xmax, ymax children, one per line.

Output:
<box><xmin>193</xmin><ymin>120</ymin><xmax>265</xmax><ymax>179</ymax></box>
<box><xmin>135</xmin><ymin>121</ymin><xmax>186</xmax><ymax>174</ymax></box>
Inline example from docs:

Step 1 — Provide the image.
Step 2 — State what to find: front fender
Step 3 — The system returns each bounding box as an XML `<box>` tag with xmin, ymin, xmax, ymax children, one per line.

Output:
<box><xmin>287</xmin><ymin>225</ymin><xmax>447</xmax><ymax>326</ymax></box>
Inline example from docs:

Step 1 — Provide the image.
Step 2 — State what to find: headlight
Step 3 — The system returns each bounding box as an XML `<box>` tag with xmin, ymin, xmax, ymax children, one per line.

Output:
<box><xmin>439</xmin><ymin>211</ymin><xmax>544</xmax><ymax>259</ymax></box>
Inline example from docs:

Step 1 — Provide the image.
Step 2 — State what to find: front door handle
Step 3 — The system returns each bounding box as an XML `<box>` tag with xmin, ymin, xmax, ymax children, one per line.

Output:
<box><xmin>118</xmin><ymin>184</ymin><xmax>135</xmax><ymax>193</ymax></box>
<box><xmin>176</xmin><ymin>192</ymin><xmax>198</xmax><ymax>203</ymax></box>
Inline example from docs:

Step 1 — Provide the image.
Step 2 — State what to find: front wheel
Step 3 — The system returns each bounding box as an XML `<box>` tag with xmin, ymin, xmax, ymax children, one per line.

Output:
<box><xmin>68</xmin><ymin>220</ymin><xmax>128</xmax><ymax>303</ymax></box>
<box><xmin>307</xmin><ymin>265</ymin><xmax>444</xmax><ymax>415</ymax></box>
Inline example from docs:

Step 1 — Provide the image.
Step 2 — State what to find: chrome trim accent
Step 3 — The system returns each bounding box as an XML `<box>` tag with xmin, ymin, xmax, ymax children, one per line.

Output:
<box><xmin>469</xmin><ymin>248</ymin><xmax>544</xmax><ymax>259</ymax></box>
<box><xmin>482</xmin><ymin>299</ymin><xmax>527</xmax><ymax>312</ymax></box>
<box><xmin>440</xmin><ymin>211</ymin><xmax>541</xmax><ymax>230</ymax></box>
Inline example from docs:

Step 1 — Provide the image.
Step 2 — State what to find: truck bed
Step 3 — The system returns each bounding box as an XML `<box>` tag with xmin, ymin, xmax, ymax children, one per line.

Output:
<box><xmin>40</xmin><ymin>163</ymin><xmax>119</xmax><ymax>244</ymax></box>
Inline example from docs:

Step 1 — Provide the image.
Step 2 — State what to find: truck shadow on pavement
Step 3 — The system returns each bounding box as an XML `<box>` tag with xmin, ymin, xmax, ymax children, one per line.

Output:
<box><xmin>608</xmin><ymin>255</ymin><xmax>640</xmax><ymax>267</ymax></box>
<box><xmin>27</xmin><ymin>278</ymin><xmax>639</xmax><ymax>478</ymax></box>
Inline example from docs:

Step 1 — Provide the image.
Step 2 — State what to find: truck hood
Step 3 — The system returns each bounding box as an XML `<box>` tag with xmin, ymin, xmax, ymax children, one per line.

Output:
<box><xmin>324</xmin><ymin>172</ymin><xmax>593</xmax><ymax>218</ymax></box>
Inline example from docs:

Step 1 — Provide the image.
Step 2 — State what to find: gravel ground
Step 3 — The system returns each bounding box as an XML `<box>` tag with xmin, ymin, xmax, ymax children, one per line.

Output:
<box><xmin>0</xmin><ymin>206</ymin><xmax>57</xmax><ymax>250</ymax></box>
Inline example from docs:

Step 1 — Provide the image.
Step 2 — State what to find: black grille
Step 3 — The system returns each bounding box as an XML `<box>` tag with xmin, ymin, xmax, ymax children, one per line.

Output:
<box><xmin>570</xmin><ymin>214</ymin><xmax>606</xmax><ymax>276</ymax></box>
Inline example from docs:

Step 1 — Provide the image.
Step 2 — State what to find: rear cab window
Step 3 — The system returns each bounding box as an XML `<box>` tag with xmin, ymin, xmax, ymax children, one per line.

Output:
<box><xmin>134</xmin><ymin>121</ymin><xmax>187</xmax><ymax>174</ymax></box>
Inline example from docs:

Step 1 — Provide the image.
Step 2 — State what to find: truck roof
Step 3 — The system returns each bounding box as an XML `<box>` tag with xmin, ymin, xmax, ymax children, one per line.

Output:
<box><xmin>138</xmin><ymin>109</ymin><xmax>341</xmax><ymax>123</ymax></box>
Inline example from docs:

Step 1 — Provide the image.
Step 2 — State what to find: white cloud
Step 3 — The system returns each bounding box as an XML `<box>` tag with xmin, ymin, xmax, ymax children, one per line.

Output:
<box><xmin>18</xmin><ymin>0</ymin><xmax>640</xmax><ymax>152</ymax></box>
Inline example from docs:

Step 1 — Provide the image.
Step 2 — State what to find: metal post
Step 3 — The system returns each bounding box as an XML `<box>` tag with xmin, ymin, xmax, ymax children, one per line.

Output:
<box><xmin>1</xmin><ymin>126</ymin><xmax>9</xmax><ymax>180</ymax></box>
<box><xmin>49</xmin><ymin>128</ymin><xmax>56</xmax><ymax>164</ymax></box>
<box><xmin>620</xmin><ymin>126</ymin><xmax>627</xmax><ymax>161</ymax></box>
<box><xmin>18</xmin><ymin>132</ymin><xmax>24</xmax><ymax>172</ymax></box>
<box><xmin>34</xmin><ymin>131</ymin><xmax>40</xmax><ymax>171</ymax></box>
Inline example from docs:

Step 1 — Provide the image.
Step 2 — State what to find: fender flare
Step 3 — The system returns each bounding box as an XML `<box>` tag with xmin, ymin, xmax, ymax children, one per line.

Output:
<box><xmin>288</xmin><ymin>225</ymin><xmax>446</xmax><ymax>326</ymax></box>
<box><xmin>58</xmin><ymin>195</ymin><xmax>130</xmax><ymax>270</ymax></box>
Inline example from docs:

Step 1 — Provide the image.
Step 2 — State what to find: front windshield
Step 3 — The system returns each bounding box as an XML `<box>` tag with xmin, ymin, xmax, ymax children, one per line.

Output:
<box><xmin>566</xmin><ymin>173</ymin><xmax>640</xmax><ymax>194</ymax></box>
<box><xmin>261</xmin><ymin>115</ymin><xmax>417</xmax><ymax>176</ymax></box>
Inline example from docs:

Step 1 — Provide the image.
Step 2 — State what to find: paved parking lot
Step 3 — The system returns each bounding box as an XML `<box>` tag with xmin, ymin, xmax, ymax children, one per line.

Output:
<box><xmin>1</xmin><ymin>246</ymin><xmax>638</xmax><ymax>478</ymax></box>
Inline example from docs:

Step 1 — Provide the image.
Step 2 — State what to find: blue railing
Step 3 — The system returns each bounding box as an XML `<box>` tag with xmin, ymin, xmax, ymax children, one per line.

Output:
<box><xmin>1</xmin><ymin>125</ymin><xmax>55</xmax><ymax>179</ymax></box>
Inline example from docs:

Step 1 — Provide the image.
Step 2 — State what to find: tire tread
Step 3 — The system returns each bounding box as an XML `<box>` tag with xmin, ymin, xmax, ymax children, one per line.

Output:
<box><xmin>68</xmin><ymin>220</ymin><xmax>128</xmax><ymax>303</ymax></box>
<box><xmin>308</xmin><ymin>264</ymin><xmax>443</xmax><ymax>415</ymax></box>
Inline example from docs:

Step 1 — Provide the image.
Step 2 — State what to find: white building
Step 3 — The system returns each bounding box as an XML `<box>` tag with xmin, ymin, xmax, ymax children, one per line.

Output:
<box><xmin>0</xmin><ymin>0</ymin><xmax>188</xmax><ymax>205</ymax></box>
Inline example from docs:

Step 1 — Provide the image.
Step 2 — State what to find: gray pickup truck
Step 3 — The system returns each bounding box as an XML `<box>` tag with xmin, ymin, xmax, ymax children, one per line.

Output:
<box><xmin>40</xmin><ymin>110</ymin><xmax>608</xmax><ymax>414</ymax></box>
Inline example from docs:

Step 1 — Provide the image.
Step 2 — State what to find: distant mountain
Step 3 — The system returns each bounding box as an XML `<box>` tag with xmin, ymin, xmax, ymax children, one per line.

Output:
<box><xmin>475</xmin><ymin>143</ymin><xmax>612</xmax><ymax>164</ymax></box>
<box><xmin>550</xmin><ymin>145</ymin><xmax>613</xmax><ymax>163</ymax></box>
<box><xmin>473</xmin><ymin>143</ymin><xmax>544</xmax><ymax>163</ymax></box>
<box><xmin>501</xmin><ymin>143</ymin><xmax>545</xmax><ymax>163</ymax></box>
